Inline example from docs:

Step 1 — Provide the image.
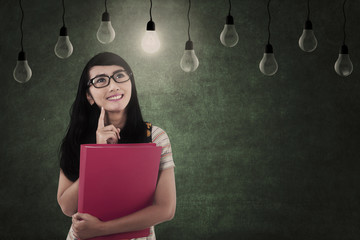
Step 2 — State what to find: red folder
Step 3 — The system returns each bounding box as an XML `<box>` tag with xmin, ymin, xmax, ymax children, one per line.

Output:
<box><xmin>78</xmin><ymin>143</ymin><xmax>162</xmax><ymax>240</ymax></box>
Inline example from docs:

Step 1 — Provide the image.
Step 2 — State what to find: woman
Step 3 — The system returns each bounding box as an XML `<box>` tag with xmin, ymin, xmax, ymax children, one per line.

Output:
<box><xmin>57</xmin><ymin>52</ymin><xmax>176</xmax><ymax>240</ymax></box>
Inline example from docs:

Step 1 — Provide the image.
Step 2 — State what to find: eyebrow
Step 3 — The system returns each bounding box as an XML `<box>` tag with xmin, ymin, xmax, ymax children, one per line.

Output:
<box><xmin>92</xmin><ymin>69</ymin><xmax>126</xmax><ymax>78</ymax></box>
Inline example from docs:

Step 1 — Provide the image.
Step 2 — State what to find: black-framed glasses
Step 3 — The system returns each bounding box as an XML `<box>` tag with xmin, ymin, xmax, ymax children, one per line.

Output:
<box><xmin>88</xmin><ymin>70</ymin><xmax>132</xmax><ymax>88</ymax></box>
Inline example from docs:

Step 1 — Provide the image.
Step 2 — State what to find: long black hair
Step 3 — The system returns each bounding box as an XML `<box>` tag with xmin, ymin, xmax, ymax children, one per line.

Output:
<box><xmin>60</xmin><ymin>52</ymin><xmax>148</xmax><ymax>182</ymax></box>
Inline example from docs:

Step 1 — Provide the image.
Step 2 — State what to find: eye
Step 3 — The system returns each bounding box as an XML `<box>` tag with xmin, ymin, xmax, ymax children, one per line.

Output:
<box><xmin>114</xmin><ymin>72</ymin><xmax>126</xmax><ymax>79</ymax></box>
<box><xmin>94</xmin><ymin>77</ymin><xmax>106</xmax><ymax>83</ymax></box>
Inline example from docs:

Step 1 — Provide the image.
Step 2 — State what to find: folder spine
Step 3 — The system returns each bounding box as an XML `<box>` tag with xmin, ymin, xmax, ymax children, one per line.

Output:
<box><xmin>78</xmin><ymin>145</ymin><xmax>87</xmax><ymax>213</ymax></box>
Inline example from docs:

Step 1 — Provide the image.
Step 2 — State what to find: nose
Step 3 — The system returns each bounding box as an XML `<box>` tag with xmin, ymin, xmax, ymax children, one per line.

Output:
<box><xmin>108</xmin><ymin>77</ymin><xmax>120</xmax><ymax>91</ymax></box>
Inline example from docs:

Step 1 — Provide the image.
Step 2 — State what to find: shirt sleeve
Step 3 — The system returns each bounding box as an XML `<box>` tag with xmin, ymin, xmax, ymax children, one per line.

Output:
<box><xmin>151</xmin><ymin>126</ymin><xmax>175</xmax><ymax>170</ymax></box>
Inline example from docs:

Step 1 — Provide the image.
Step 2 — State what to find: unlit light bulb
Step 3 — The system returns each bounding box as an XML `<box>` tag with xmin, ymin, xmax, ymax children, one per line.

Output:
<box><xmin>299</xmin><ymin>20</ymin><xmax>317</xmax><ymax>52</ymax></box>
<box><xmin>220</xmin><ymin>15</ymin><xmax>239</xmax><ymax>47</ymax></box>
<box><xmin>334</xmin><ymin>45</ymin><xmax>353</xmax><ymax>77</ymax></box>
<box><xmin>141</xmin><ymin>20</ymin><xmax>160</xmax><ymax>54</ymax></box>
<box><xmin>97</xmin><ymin>12</ymin><xmax>115</xmax><ymax>44</ymax></box>
<box><xmin>54</xmin><ymin>27</ymin><xmax>73</xmax><ymax>59</ymax></box>
<box><xmin>13</xmin><ymin>51</ymin><xmax>32</xmax><ymax>83</ymax></box>
<box><xmin>259</xmin><ymin>44</ymin><xmax>278</xmax><ymax>76</ymax></box>
<box><xmin>180</xmin><ymin>40</ymin><xmax>199</xmax><ymax>72</ymax></box>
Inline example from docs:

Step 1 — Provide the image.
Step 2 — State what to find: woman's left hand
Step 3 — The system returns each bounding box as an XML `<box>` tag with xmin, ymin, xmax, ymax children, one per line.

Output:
<box><xmin>72</xmin><ymin>212</ymin><xmax>105</xmax><ymax>239</ymax></box>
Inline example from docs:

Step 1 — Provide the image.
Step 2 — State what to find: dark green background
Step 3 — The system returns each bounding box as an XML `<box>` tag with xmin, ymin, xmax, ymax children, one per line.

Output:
<box><xmin>1</xmin><ymin>0</ymin><xmax>359</xmax><ymax>239</ymax></box>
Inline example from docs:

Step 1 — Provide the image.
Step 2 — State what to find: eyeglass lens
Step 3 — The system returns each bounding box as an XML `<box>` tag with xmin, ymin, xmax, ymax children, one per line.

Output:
<box><xmin>92</xmin><ymin>71</ymin><xmax>130</xmax><ymax>88</ymax></box>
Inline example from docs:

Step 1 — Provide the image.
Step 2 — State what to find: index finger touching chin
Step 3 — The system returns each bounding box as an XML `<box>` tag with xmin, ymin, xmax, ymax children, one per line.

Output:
<box><xmin>98</xmin><ymin>107</ymin><xmax>105</xmax><ymax>129</ymax></box>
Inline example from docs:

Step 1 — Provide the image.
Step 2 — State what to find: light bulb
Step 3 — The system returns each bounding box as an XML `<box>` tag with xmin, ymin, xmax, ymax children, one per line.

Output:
<box><xmin>97</xmin><ymin>12</ymin><xmax>115</xmax><ymax>44</ymax></box>
<box><xmin>180</xmin><ymin>40</ymin><xmax>199</xmax><ymax>72</ymax></box>
<box><xmin>13</xmin><ymin>51</ymin><xmax>32</xmax><ymax>83</ymax></box>
<box><xmin>299</xmin><ymin>20</ymin><xmax>317</xmax><ymax>52</ymax></box>
<box><xmin>259</xmin><ymin>44</ymin><xmax>278</xmax><ymax>76</ymax></box>
<box><xmin>142</xmin><ymin>31</ymin><xmax>160</xmax><ymax>53</ymax></box>
<box><xmin>54</xmin><ymin>27</ymin><xmax>73</xmax><ymax>59</ymax></box>
<box><xmin>220</xmin><ymin>15</ymin><xmax>239</xmax><ymax>47</ymax></box>
<box><xmin>141</xmin><ymin>20</ymin><xmax>160</xmax><ymax>54</ymax></box>
<box><xmin>334</xmin><ymin>45</ymin><xmax>353</xmax><ymax>77</ymax></box>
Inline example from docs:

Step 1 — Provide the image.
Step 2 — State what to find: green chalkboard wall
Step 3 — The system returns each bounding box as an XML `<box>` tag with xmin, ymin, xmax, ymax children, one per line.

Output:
<box><xmin>1</xmin><ymin>0</ymin><xmax>359</xmax><ymax>239</ymax></box>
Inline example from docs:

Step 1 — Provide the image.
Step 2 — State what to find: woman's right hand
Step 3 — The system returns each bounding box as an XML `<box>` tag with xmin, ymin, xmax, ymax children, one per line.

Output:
<box><xmin>96</xmin><ymin>107</ymin><xmax>121</xmax><ymax>144</ymax></box>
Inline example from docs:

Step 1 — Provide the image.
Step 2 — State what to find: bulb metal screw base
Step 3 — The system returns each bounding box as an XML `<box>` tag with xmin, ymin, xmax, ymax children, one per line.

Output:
<box><xmin>18</xmin><ymin>51</ymin><xmax>26</xmax><ymax>60</ymax></box>
<box><xmin>102</xmin><ymin>11</ymin><xmax>110</xmax><ymax>21</ymax></box>
<box><xmin>60</xmin><ymin>26</ymin><xmax>68</xmax><ymax>36</ymax></box>
<box><xmin>185</xmin><ymin>40</ymin><xmax>194</xmax><ymax>50</ymax></box>
<box><xmin>304</xmin><ymin>20</ymin><xmax>313</xmax><ymax>30</ymax></box>
<box><xmin>264</xmin><ymin>44</ymin><xmax>273</xmax><ymax>53</ymax></box>
<box><xmin>340</xmin><ymin>44</ymin><xmax>349</xmax><ymax>54</ymax></box>
<box><xmin>146</xmin><ymin>20</ymin><xmax>155</xmax><ymax>31</ymax></box>
<box><xmin>226</xmin><ymin>15</ymin><xmax>234</xmax><ymax>25</ymax></box>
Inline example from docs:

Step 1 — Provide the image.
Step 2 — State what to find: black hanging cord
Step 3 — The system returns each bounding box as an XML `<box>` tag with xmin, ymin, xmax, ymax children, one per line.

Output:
<box><xmin>62</xmin><ymin>0</ymin><xmax>66</xmax><ymax>27</ymax></box>
<box><xmin>187</xmin><ymin>0</ymin><xmax>191</xmax><ymax>41</ymax></box>
<box><xmin>105</xmin><ymin>0</ymin><xmax>108</xmax><ymax>12</ymax></box>
<box><xmin>267</xmin><ymin>0</ymin><xmax>271</xmax><ymax>44</ymax></box>
<box><xmin>149</xmin><ymin>0</ymin><xmax>153</xmax><ymax>20</ymax></box>
<box><xmin>19</xmin><ymin>0</ymin><xmax>24</xmax><ymax>52</ymax></box>
<box><xmin>342</xmin><ymin>0</ymin><xmax>347</xmax><ymax>45</ymax></box>
<box><xmin>228</xmin><ymin>0</ymin><xmax>232</xmax><ymax>16</ymax></box>
<box><xmin>307</xmin><ymin>0</ymin><xmax>310</xmax><ymax>20</ymax></box>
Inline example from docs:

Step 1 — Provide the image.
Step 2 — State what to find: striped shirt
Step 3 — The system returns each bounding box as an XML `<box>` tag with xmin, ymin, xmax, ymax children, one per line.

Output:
<box><xmin>151</xmin><ymin>126</ymin><xmax>175</xmax><ymax>171</ymax></box>
<box><xmin>66</xmin><ymin>126</ymin><xmax>175</xmax><ymax>240</ymax></box>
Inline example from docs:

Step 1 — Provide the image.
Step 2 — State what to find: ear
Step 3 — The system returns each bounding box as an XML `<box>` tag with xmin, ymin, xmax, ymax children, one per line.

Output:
<box><xmin>86</xmin><ymin>91</ymin><xmax>95</xmax><ymax>105</ymax></box>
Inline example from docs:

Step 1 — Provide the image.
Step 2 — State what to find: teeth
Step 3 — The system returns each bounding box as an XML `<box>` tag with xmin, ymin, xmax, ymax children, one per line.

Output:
<box><xmin>108</xmin><ymin>95</ymin><xmax>123</xmax><ymax>100</ymax></box>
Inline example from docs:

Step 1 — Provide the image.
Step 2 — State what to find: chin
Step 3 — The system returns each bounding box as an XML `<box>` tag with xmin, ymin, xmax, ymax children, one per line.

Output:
<box><xmin>105</xmin><ymin>102</ymin><xmax>129</xmax><ymax>112</ymax></box>
<box><xmin>106</xmin><ymin>107</ymin><xmax>126</xmax><ymax>112</ymax></box>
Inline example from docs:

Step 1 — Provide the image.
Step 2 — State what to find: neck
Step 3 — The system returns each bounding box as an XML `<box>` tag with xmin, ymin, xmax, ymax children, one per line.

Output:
<box><xmin>105</xmin><ymin>109</ymin><xmax>127</xmax><ymax>129</ymax></box>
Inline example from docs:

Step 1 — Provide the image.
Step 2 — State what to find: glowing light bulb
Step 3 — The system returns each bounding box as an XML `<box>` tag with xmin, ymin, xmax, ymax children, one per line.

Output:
<box><xmin>142</xmin><ymin>31</ymin><xmax>160</xmax><ymax>53</ymax></box>
<box><xmin>180</xmin><ymin>40</ymin><xmax>199</xmax><ymax>72</ymax></box>
<box><xmin>141</xmin><ymin>20</ymin><xmax>160</xmax><ymax>54</ymax></box>
<box><xmin>220</xmin><ymin>15</ymin><xmax>239</xmax><ymax>47</ymax></box>
<box><xmin>259</xmin><ymin>44</ymin><xmax>278</xmax><ymax>76</ymax></box>
<box><xmin>334</xmin><ymin>45</ymin><xmax>353</xmax><ymax>77</ymax></box>
<box><xmin>97</xmin><ymin>12</ymin><xmax>115</xmax><ymax>44</ymax></box>
<box><xmin>13</xmin><ymin>51</ymin><xmax>32</xmax><ymax>83</ymax></box>
<box><xmin>299</xmin><ymin>20</ymin><xmax>317</xmax><ymax>52</ymax></box>
<box><xmin>54</xmin><ymin>27</ymin><xmax>73</xmax><ymax>59</ymax></box>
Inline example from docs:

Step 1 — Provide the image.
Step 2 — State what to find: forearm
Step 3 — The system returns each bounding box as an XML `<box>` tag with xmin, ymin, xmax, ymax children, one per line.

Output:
<box><xmin>58</xmin><ymin>179</ymin><xmax>79</xmax><ymax>217</ymax></box>
<box><xmin>101</xmin><ymin>203</ymin><xmax>175</xmax><ymax>236</ymax></box>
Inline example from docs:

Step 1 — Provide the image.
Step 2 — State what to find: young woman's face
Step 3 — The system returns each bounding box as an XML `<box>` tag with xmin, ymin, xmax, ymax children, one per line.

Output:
<box><xmin>87</xmin><ymin>65</ymin><xmax>132</xmax><ymax>112</ymax></box>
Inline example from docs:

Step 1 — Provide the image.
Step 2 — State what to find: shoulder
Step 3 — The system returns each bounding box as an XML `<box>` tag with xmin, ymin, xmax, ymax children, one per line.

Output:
<box><xmin>151</xmin><ymin>125</ymin><xmax>167</xmax><ymax>141</ymax></box>
<box><xmin>151</xmin><ymin>125</ymin><xmax>170</xmax><ymax>144</ymax></box>
<box><xmin>151</xmin><ymin>126</ymin><xmax>175</xmax><ymax>170</ymax></box>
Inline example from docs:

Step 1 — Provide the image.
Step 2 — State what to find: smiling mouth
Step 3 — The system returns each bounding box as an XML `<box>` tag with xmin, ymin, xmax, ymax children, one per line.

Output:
<box><xmin>107</xmin><ymin>94</ymin><xmax>124</xmax><ymax>101</ymax></box>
